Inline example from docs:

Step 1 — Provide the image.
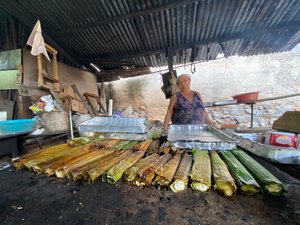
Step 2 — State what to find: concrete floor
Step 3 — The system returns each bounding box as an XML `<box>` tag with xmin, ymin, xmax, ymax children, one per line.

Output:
<box><xmin>0</xmin><ymin>145</ymin><xmax>300</xmax><ymax>225</ymax></box>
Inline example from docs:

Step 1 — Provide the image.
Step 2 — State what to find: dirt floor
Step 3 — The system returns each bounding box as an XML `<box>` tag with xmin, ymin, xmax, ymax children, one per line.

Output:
<box><xmin>0</xmin><ymin>146</ymin><xmax>300</xmax><ymax>225</ymax></box>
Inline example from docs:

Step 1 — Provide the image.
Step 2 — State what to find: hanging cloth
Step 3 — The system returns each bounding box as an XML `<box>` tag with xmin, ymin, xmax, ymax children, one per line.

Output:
<box><xmin>26</xmin><ymin>20</ymin><xmax>50</xmax><ymax>61</ymax></box>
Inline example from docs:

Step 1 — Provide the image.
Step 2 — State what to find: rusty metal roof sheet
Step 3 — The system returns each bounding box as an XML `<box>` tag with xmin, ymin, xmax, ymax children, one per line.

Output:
<box><xmin>1</xmin><ymin>0</ymin><xmax>300</xmax><ymax>77</ymax></box>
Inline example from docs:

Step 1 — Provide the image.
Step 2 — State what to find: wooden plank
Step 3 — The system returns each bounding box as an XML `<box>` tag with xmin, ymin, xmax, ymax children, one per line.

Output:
<box><xmin>37</xmin><ymin>54</ymin><xmax>52</xmax><ymax>90</ymax></box>
<box><xmin>45</xmin><ymin>43</ymin><xmax>60</xmax><ymax>92</ymax></box>
<box><xmin>42</xmin><ymin>74</ymin><xmax>59</xmax><ymax>83</ymax></box>
<box><xmin>16</xmin><ymin>96</ymin><xmax>33</xmax><ymax>119</ymax></box>
<box><xmin>83</xmin><ymin>92</ymin><xmax>107</xmax><ymax>114</ymax></box>
<box><xmin>83</xmin><ymin>93</ymin><xmax>98</xmax><ymax>115</ymax></box>
<box><xmin>71</xmin><ymin>84</ymin><xmax>95</xmax><ymax>117</ymax></box>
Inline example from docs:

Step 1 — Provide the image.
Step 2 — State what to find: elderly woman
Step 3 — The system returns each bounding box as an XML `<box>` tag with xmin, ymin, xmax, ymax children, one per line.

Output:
<box><xmin>163</xmin><ymin>74</ymin><xmax>213</xmax><ymax>130</ymax></box>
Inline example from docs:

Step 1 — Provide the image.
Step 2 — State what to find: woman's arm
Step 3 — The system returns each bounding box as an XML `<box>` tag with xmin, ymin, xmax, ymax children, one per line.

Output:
<box><xmin>203</xmin><ymin>110</ymin><xmax>212</xmax><ymax>125</ymax></box>
<box><xmin>195</xmin><ymin>91</ymin><xmax>214</xmax><ymax>126</ymax></box>
<box><xmin>163</xmin><ymin>94</ymin><xmax>177</xmax><ymax>130</ymax></box>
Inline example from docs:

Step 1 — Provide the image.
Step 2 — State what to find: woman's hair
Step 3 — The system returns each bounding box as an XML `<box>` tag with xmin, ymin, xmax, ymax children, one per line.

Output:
<box><xmin>176</xmin><ymin>74</ymin><xmax>191</xmax><ymax>84</ymax></box>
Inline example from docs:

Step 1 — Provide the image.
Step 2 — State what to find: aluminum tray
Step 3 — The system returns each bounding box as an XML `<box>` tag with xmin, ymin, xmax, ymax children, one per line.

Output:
<box><xmin>98</xmin><ymin>126</ymin><xmax>159</xmax><ymax>141</ymax></box>
<box><xmin>227</xmin><ymin>131</ymin><xmax>300</xmax><ymax>165</ymax></box>
<box><xmin>168</xmin><ymin>124</ymin><xmax>237</xmax><ymax>150</ymax></box>
<box><xmin>78</xmin><ymin>116</ymin><xmax>148</xmax><ymax>134</ymax></box>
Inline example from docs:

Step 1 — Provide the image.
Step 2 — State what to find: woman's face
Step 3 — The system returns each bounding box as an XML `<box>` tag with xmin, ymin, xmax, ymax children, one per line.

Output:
<box><xmin>177</xmin><ymin>76</ymin><xmax>191</xmax><ymax>91</ymax></box>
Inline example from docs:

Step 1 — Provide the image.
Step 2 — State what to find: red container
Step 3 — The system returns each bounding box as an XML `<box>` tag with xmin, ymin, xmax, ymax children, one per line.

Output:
<box><xmin>232</xmin><ymin>91</ymin><xmax>259</xmax><ymax>103</ymax></box>
<box><xmin>265</xmin><ymin>131</ymin><xmax>297</xmax><ymax>148</ymax></box>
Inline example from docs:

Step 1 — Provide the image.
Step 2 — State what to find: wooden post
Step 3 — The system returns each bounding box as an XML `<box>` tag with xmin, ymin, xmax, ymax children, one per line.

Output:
<box><xmin>45</xmin><ymin>43</ymin><xmax>60</xmax><ymax>92</ymax></box>
<box><xmin>37</xmin><ymin>54</ymin><xmax>45</xmax><ymax>88</ymax></box>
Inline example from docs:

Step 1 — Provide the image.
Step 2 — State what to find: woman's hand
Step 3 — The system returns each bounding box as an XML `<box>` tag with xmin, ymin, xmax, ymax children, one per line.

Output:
<box><xmin>162</xmin><ymin>127</ymin><xmax>168</xmax><ymax>137</ymax></box>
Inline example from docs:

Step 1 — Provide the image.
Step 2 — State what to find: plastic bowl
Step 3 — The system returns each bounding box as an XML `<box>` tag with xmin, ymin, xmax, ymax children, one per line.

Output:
<box><xmin>232</xmin><ymin>91</ymin><xmax>259</xmax><ymax>103</ymax></box>
<box><xmin>0</xmin><ymin>118</ymin><xmax>37</xmax><ymax>136</ymax></box>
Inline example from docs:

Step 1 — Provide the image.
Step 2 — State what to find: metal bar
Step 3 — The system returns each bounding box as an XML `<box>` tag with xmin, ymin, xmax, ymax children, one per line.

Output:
<box><xmin>256</xmin><ymin>93</ymin><xmax>300</xmax><ymax>103</ymax></box>
<box><xmin>250</xmin><ymin>103</ymin><xmax>254</xmax><ymax>128</ymax></box>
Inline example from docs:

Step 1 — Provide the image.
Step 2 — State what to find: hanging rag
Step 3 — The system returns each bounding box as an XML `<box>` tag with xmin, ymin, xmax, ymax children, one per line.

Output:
<box><xmin>26</xmin><ymin>20</ymin><xmax>51</xmax><ymax>61</ymax></box>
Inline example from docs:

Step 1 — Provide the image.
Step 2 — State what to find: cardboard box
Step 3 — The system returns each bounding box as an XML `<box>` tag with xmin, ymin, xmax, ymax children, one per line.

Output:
<box><xmin>79</xmin><ymin>102</ymin><xmax>88</xmax><ymax>114</ymax></box>
<box><xmin>70</xmin><ymin>99</ymin><xmax>88</xmax><ymax>114</ymax></box>
<box><xmin>58</xmin><ymin>86</ymin><xmax>78</xmax><ymax>100</ymax></box>
<box><xmin>265</xmin><ymin>131</ymin><xmax>296</xmax><ymax>148</ymax></box>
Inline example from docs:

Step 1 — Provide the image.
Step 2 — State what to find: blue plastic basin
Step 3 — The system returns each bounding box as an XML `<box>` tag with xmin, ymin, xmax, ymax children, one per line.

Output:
<box><xmin>0</xmin><ymin>118</ymin><xmax>37</xmax><ymax>136</ymax></box>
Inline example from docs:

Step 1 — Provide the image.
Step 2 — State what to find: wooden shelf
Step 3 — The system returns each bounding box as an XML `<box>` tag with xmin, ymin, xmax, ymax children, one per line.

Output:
<box><xmin>37</xmin><ymin>43</ymin><xmax>60</xmax><ymax>91</ymax></box>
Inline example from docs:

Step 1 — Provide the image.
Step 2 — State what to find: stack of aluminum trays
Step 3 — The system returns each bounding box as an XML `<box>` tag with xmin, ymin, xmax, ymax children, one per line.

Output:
<box><xmin>167</xmin><ymin>124</ymin><xmax>237</xmax><ymax>150</ymax></box>
<box><xmin>78</xmin><ymin>116</ymin><xmax>150</xmax><ymax>140</ymax></box>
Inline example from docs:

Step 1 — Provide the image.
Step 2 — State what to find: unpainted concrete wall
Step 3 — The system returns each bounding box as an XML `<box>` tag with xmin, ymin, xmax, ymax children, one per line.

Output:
<box><xmin>108</xmin><ymin>45</ymin><xmax>300</xmax><ymax>127</ymax></box>
<box><xmin>22</xmin><ymin>50</ymin><xmax>98</xmax><ymax>101</ymax></box>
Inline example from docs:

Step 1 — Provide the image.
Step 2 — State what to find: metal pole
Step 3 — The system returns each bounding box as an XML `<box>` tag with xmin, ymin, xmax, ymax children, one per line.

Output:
<box><xmin>250</xmin><ymin>103</ymin><xmax>254</xmax><ymax>128</ymax></box>
<box><xmin>68</xmin><ymin>100</ymin><xmax>74</xmax><ymax>139</ymax></box>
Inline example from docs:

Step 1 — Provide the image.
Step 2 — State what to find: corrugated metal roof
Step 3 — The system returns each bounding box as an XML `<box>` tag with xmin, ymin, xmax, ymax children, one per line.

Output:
<box><xmin>1</xmin><ymin>0</ymin><xmax>300</xmax><ymax>77</ymax></box>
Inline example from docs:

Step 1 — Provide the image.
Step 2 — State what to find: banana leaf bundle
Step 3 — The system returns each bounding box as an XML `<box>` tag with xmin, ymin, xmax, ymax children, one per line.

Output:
<box><xmin>171</xmin><ymin>148</ymin><xmax>183</xmax><ymax>154</ymax></box>
<box><xmin>12</xmin><ymin>143</ymin><xmax>72</xmax><ymax>170</ymax></box>
<box><xmin>102</xmin><ymin>150</ymin><xmax>145</xmax><ymax>184</ymax></box>
<box><xmin>43</xmin><ymin>148</ymin><xmax>91</xmax><ymax>176</ymax></box>
<box><xmin>88</xmin><ymin>139</ymin><xmax>122</xmax><ymax>150</ymax></box>
<box><xmin>133</xmin><ymin>140</ymin><xmax>153</xmax><ymax>151</ymax></box>
<box><xmin>68</xmin><ymin>137</ymin><xmax>91</xmax><ymax>146</ymax></box>
<box><xmin>158</xmin><ymin>141</ymin><xmax>171</xmax><ymax>154</ymax></box>
<box><xmin>23</xmin><ymin>145</ymin><xmax>79</xmax><ymax>171</ymax></box>
<box><xmin>219</xmin><ymin>151</ymin><xmax>261</xmax><ymax>195</ymax></box>
<box><xmin>190</xmin><ymin>150</ymin><xmax>211</xmax><ymax>192</ymax></box>
<box><xmin>67</xmin><ymin>150</ymin><xmax>119</xmax><ymax>180</ymax></box>
<box><xmin>87</xmin><ymin>150</ymin><xmax>133</xmax><ymax>183</ymax></box>
<box><xmin>121</xmin><ymin>141</ymin><xmax>140</xmax><ymax>150</ymax></box>
<box><xmin>114</xmin><ymin>140</ymin><xmax>131</xmax><ymax>150</ymax></box>
<box><xmin>124</xmin><ymin>153</ymin><xmax>160</xmax><ymax>182</ymax></box>
<box><xmin>154</xmin><ymin>152</ymin><xmax>182</xmax><ymax>187</ymax></box>
<box><xmin>231</xmin><ymin>149</ymin><xmax>285</xmax><ymax>196</ymax></box>
<box><xmin>32</xmin><ymin>145</ymin><xmax>89</xmax><ymax>174</ymax></box>
<box><xmin>148</xmin><ymin>127</ymin><xmax>163</xmax><ymax>140</ymax></box>
<box><xmin>170</xmin><ymin>151</ymin><xmax>192</xmax><ymax>193</ymax></box>
<box><xmin>145</xmin><ymin>140</ymin><xmax>161</xmax><ymax>155</ymax></box>
<box><xmin>55</xmin><ymin>150</ymin><xmax>113</xmax><ymax>178</ymax></box>
<box><xmin>152</xmin><ymin>128</ymin><xmax>163</xmax><ymax>139</ymax></box>
<box><xmin>134</xmin><ymin>153</ymin><xmax>172</xmax><ymax>186</ymax></box>
<box><xmin>211</xmin><ymin>151</ymin><xmax>237</xmax><ymax>197</ymax></box>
